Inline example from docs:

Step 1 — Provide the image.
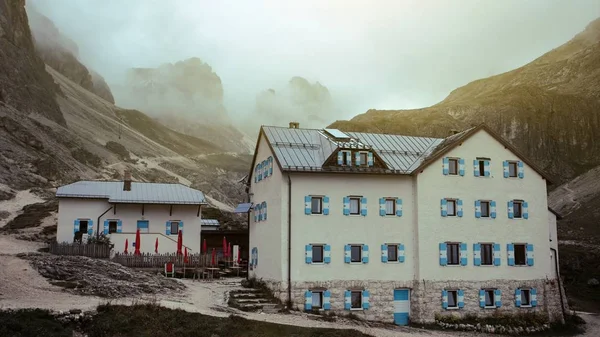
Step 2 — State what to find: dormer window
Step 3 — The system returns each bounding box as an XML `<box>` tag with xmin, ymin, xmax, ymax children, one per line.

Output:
<box><xmin>360</xmin><ymin>152</ymin><xmax>368</xmax><ymax>166</ymax></box>
<box><xmin>337</xmin><ymin>150</ymin><xmax>352</xmax><ymax>166</ymax></box>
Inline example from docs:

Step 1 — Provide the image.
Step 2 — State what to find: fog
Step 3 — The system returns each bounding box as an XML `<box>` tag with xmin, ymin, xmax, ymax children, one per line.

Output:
<box><xmin>29</xmin><ymin>0</ymin><xmax>599</xmax><ymax>131</ymax></box>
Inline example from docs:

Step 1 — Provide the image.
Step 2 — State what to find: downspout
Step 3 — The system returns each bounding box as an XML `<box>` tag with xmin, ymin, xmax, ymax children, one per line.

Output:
<box><xmin>550</xmin><ymin>247</ymin><xmax>567</xmax><ymax>321</ymax></box>
<box><xmin>246</xmin><ymin>209</ymin><xmax>250</xmax><ymax>279</ymax></box>
<box><xmin>287</xmin><ymin>174</ymin><xmax>292</xmax><ymax>307</ymax></box>
<box><xmin>96</xmin><ymin>205</ymin><xmax>114</xmax><ymax>239</ymax></box>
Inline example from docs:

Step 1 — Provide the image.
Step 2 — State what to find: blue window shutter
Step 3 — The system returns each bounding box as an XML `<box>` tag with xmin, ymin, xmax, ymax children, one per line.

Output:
<box><xmin>117</xmin><ymin>220</ymin><xmax>122</xmax><ymax>233</ymax></box>
<box><xmin>490</xmin><ymin>200</ymin><xmax>497</xmax><ymax>219</ymax></box>
<box><xmin>355</xmin><ymin>152</ymin><xmax>361</xmax><ymax>166</ymax></box>
<box><xmin>495</xmin><ymin>289</ymin><xmax>502</xmax><ymax>308</ymax></box>
<box><xmin>473</xmin><ymin>160</ymin><xmax>480</xmax><ymax>177</ymax></box>
<box><xmin>165</xmin><ymin>221</ymin><xmax>170</xmax><ymax>235</ymax></box>
<box><xmin>493</xmin><ymin>243</ymin><xmax>501</xmax><ymax>266</ymax></box>
<box><xmin>442</xmin><ymin>157</ymin><xmax>449</xmax><ymax>175</ymax></box>
<box><xmin>508</xmin><ymin>201</ymin><xmax>514</xmax><ymax>219</ymax></box>
<box><xmin>304</xmin><ymin>291</ymin><xmax>312</xmax><ymax>311</ymax></box>
<box><xmin>458</xmin><ymin>290</ymin><xmax>465</xmax><ymax>308</ymax></box>
<box><xmin>343</xmin><ymin>197</ymin><xmax>350</xmax><ymax>216</ymax></box>
<box><xmin>362</xmin><ymin>244</ymin><xmax>369</xmax><ymax>263</ymax></box>
<box><xmin>479</xmin><ymin>289</ymin><xmax>486</xmax><ymax>308</ymax></box>
<box><xmin>323</xmin><ymin>196</ymin><xmax>330</xmax><ymax>215</ymax></box>
<box><xmin>473</xmin><ymin>243</ymin><xmax>481</xmax><ymax>266</ymax></box>
<box><xmin>439</xmin><ymin>243</ymin><xmax>447</xmax><ymax>266</ymax></box>
<box><xmin>344</xmin><ymin>244</ymin><xmax>351</xmax><ymax>263</ymax></box>
<box><xmin>507</xmin><ymin>243</ymin><xmax>515</xmax><ymax>266</ymax></box>
<box><xmin>531</xmin><ymin>288</ymin><xmax>538</xmax><ymax>307</ymax></box>
<box><xmin>442</xmin><ymin>290</ymin><xmax>448</xmax><ymax>309</ymax></box>
<box><xmin>381</xmin><ymin>244</ymin><xmax>388</xmax><ymax>263</ymax></box>
<box><xmin>440</xmin><ymin>199</ymin><xmax>447</xmax><ymax>217</ymax></box>
<box><xmin>484</xmin><ymin>160</ymin><xmax>491</xmax><ymax>177</ymax></box>
<box><xmin>457</xmin><ymin>199</ymin><xmax>463</xmax><ymax>217</ymax></box>
<box><xmin>305</xmin><ymin>196</ymin><xmax>311</xmax><ymax>215</ymax></box>
<box><xmin>87</xmin><ymin>220</ymin><xmax>94</xmax><ymax>235</ymax></box>
<box><xmin>324</xmin><ymin>244</ymin><xmax>331</xmax><ymax>264</ymax></box>
<box><xmin>360</xmin><ymin>197</ymin><xmax>367</xmax><ymax>216</ymax></box>
<box><xmin>262</xmin><ymin>202</ymin><xmax>267</xmax><ymax>221</ymax></box>
<box><xmin>367</xmin><ymin>152</ymin><xmax>374</xmax><ymax>166</ymax></box>
<box><xmin>503</xmin><ymin>161</ymin><xmax>509</xmax><ymax>178</ymax></box>
<box><xmin>396</xmin><ymin>198</ymin><xmax>403</xmax><ymax>216</ymax></box>
<box><xmin>515</xmin><ymin>288</ymin><xmax>521</xmax><ymax>307</ymax></box>
<box><xmin>362</xmin><ymin>290</ymin><xmax>370</xmax><ymax>309</ymax></box>
<box><xmin>269</xmin><ymin>157</ymin><xmax>273</xmax><ymax>176</ymax></box>
<box><xmin>475</xmin><ymin>200</ymin><xmax>481</xmax><ymax>218</ymax></box>
<box><xmin>179</xmin><ymin>221</ymin><xmax>184</xmax><ymax>234</ymax></box>
<box><xmin>379</xmin><ymin>198</ymin><xmax>386</xmax><ymax>216</ymax></box>
<box><xmin>523</xmin><ymin>201</ymin><xmax>529</xmax><ymax>219</ymax></box>
<box><xmin>323</xmin><ymin>290</ymin><xmax>331</xmax><ymax>310</ymax></box>
<box><xmin>258</xmin><ymin>162</ymin><xmax>263</xmax><ymax>181</ymax></box>
<box><xmin>344</xmin><ymin>291</ymin><xmax>351</xmax><ymax>310</ymax></box>
<box><xmin>518</xmin><ymin>161</ymin><xmax>524</xmax><ymax>178</ymax></box>
<box><xmin>527</xmin><ymin>244</ymin><xmax>534</xmax><ymax>266</ymax></box>
<box><xmin>103</xmin><ymin>220</ymin><xmax>109</xmax><ymax>235</ymax></box>
<box><xmin>459</xmin><ymin>158</ymin><xmax>465</xmax><ymax>176</ymax></box>
<box><xmin>398</xmin><ymin>244</ymin><xmax>405</xmax><ymax>263</ymax></box>
<box><xmin>255</xmin><ymin>165</ymin><xmax>258</xmax><ymax>183</ymax></box>
<box><xmin>337</xmin><ymin>151</ymin><xmax>343</xmax><ymax>165</ymax></box>
<box><xmin>73</xmin><ymin>219</ymin><xmax>79</xmax><ymax>234</ymax></box>
<box><xmin>305</xmin><ymin>244</ymin><xmax>312</xmax><ymax>264</ymax></box>
<box><xmin>460</xmin><ymin>242</ymin><xmax>467</xmax><ymax>266</ymax></box>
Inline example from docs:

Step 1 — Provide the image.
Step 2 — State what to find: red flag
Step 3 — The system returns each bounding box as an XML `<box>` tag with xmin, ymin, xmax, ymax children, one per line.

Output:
<box><xmin>124</xmin><ymin>238</ymin><xmax>129</xmax><ymax>254</ymax></box>
<box><xmin>155</xmin><ymin>237</ymin><xmax>159</xmax><ymax>254</ymax></box>
<box><xmin>202</xmin><ymin>239</ymin><xmax>207</xmax><ymax>254</ymax></box>
<box><xmin>134</xmin><ymin>229</ymin><xmax>141</xmax><ymax>256</ymax></box>
<box><xmin>211</xmin><ymin>248</ymin><xmax>216</xmax><ymax>266</ymax></box>
<box><xmin>222</xmin><ymin>236</ymin><xmax>227</xmax><ymax>258</ymax></box>
<box><xmin>184</xmin><ymin>247</ymin><xmax>189</xmax><ymax>263</ymax></box>
<box><xmin>176</xmin><ymin>230</ymin><xmax>183</xmax><ymax>256</ymax></box>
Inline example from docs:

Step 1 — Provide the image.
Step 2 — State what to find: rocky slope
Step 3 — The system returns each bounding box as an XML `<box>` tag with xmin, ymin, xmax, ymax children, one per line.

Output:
<box><xmin>330</xmin><ymin>17</ymin><xmax>600</xmax><ymax>184</ymax></box>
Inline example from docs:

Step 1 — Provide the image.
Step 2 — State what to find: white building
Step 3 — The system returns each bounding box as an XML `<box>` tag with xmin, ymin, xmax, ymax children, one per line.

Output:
<box><xmin>245</xmin><ymin>123</ymin><xmax>566</xmax><ymax>325</ymax></box>
<box><xmin>56</xmin><ymin>172</ymin><xmax>206</xmax><ymax>254</ymax></box>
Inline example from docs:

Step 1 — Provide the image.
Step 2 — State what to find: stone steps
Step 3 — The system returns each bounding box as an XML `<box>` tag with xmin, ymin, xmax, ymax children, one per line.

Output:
<box><xmin>228</xmin><ymin>289</ymin><xmax>282</xmax><ymax>313</ymax></box>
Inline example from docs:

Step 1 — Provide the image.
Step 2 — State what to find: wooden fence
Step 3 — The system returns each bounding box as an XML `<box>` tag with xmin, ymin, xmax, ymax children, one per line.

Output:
<box><xmin>48</xmin><ymin>242</ymin><xmax>110</xmax><ymax>258</ymax></box>
<box><xmin>111</xmin><ymin>252</ymin><xmax>233</xmax><ymax>269</ymax></box>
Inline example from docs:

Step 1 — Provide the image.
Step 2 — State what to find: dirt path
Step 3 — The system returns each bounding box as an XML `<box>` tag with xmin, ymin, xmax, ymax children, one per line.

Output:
<box><xmin>578</xmin><ymin>312</ymin><xmax>600</xmax><ymax>337</ymax></box>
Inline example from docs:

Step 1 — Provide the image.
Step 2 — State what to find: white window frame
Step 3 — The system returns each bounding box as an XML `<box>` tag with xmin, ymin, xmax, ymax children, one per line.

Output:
<box><xmin>311</xmin><ymin>244</ymin><xmax>325</xmax><ymax>264</ymax></box>
<box><xmin>513</xmin><ymin>200</ymin><xmax>523</xmax><ymax>219</ymax></box>
<box><xmin>349</xmin><ymin>197</ymin><xmax>361</xmax><ymax>216</ymax></box>
<box><xmin>311</xmin><ymin>196</ymin><xmax>323</xmax><ymax>215</ymax></box>
<box><xmin>480</xmin><ymin>200</ymin><xmax>490</xmax><ymax>218</ymax></box>
<box><xmin>341</xmin><ymin>150</ymin><xmax>352</xmax><ymax>166</ymax></box>
<box><xmin>447</xmin><ymin>290</ymin><xmax>459</xmax><ymax>309</ymax></box>
<box><xmin>476</xmin><ymin>158</ymin><xmax>488</xmax><ymax>177</ymax></box>
<box><xmin>108</xmin><ymin>220</ymin><xmax>118</xmax><ymax>234</ymax></box>
<box><xmin>448</xmin><ymin>158</ymin><xmax>459</xmax><ymax>176</ymax></box>
<box><xmin>446</xmin><ymin>242</ymin><xmax>460</xmax><ymax>266</ymax></box>
<box><xmin>484</xmin><ymin>288</ymin><xmax>496</xmax><ymax>308</ymax></box>
<box><xmin>170</xmin><ymin>221</ymin><xmax>179</xmax><ymax>235</ymax></box>
<box><xmin>350</xmin><ymin>244</ymin><xmax>362</xmax><ymax>263</ymax></box>
<box><xmin>350</xmin><ymin>290</ymin><xmax>363</xmax><ymax>310</ymax></box>
<box><xmin>508</xmin><ymin>161</ymin><xmax>518</xmax><ymax>178</ymax></box>
<box><xmin>387</xmin><ymin>244</ymin><xmax>399</xmax><ymax>262</ymax></box>
<box><xmin>385</xmin><ymin>198</ymin><xmax>396</xmax><ymax>216</ymax></box>
<box><xmin>514</xmin><ymin>243</ymin><xmax>527</xmax><ymax>266</ymax></box>
<box><xmin>359</xmin><ymin>151</ymin><xmax>368</xmax><ymax>166</ymax></box>
<box><xmin>446</xmin><ymin>199</ymin><xmax>457</xmax><ymax>217</ymax></box>
<box><xmin>77</xmin><ymin>219</ymin><xmax>90</xmax><ymax>233</ymax></box>
<box><xmin>520</xmin><ymin>288</ymin><xmax>532</xmax><ymax>307</ymax></box>
<box><xmin>480</xmin><ymin>243</ymin><xmax>493</xmax><ymax>266</ymax></box>
<box><xmin>311</xmin><ymin>290</ymin><xmax>323</xmax><ymax>309</ymax></box>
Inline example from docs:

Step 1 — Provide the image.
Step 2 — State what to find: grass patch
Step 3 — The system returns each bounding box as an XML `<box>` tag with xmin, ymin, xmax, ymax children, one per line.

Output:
<box><xmin>559</xmin><ymin>244</ymin><xmax>600</xmax><ymax>313</ymax></box>
<box><xmin>436</xmin><ymin>311</ymin><xmax>549</xmax><ymax>326</ymax></box>
<box><xmin>0</xmin><ymin>309</ymin><xmax>73</xmax><ymax>337</ymax></box>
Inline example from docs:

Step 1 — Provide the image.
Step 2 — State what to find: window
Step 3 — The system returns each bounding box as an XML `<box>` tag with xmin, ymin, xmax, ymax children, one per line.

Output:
<box><xmin>446</xmin><ymin>199</ymin><xmax>456</xmax><ymax>216</ymax></box>
<box><xmin>447</xmin><ymin>290</ymin><xmax>458</xmax><ymax>309</ymax></box>
<box><xmin>351</xmin><ymin>291</ymin><xmax>362</xmax><ymax>309</ymax></box>
<box><xmin>311</xmin><ymin>197</ymin><xmax>322</xmax><ymax>214</ymax></box>
<box><xmin>477</xmin><ymin>159</ymin><xmax>486</xmax><ymax>176</ymax></box>
<box><xmin>312</xmin><ymin>245</ymin><xmax>324</xmax><ymax>263</ymax></box>
<box><xmin>447</xmin><ymin>243</ymin><xmax>460</xmax><ymax>265</ymax></box>
<box><xmin>108</xmin><ymin>221</ymin><xmax>118</xmax><ymax>234</ymax></box>
<box><xmin>514</xmin><ymin>244</ymin><xmax>527</xmax><ymax>266</ymax></box>
<box><xmin>480</xmin><ymin>201</ymin><xmax>490</xmax><ymax>218</ymax></box>
<box><xmin>481</xmin><ymin>243</ymin><xmax>493</xmax><ymax>266</ymax></box>
<box><xmin>350</xmin><ymin>245</ymin><xmax>362</xmax><ymax>263</ymax></box>
<box><xmin>343</xmin><ymin>151</ymin><xmax>352</xmax><ymax>165</ymax></box>
<box><xmin>349</xmin><ymin>197</ymin><xmax>360</xmax><ymax>215</ymax></box>
<box><xmin>484</xmin><ymin>289</ymin><xmax>495</xmax><ymax>308</ymax></box>
<box><xmin>385</xmin><ymin>198</ymin><xmax>395</xmax><ymax>215</ymax></box>
<box><xmin>521</xmin><ymin>289</ymin><xmax>531</xmax><ymax>307</ymax></box>
<box><xmin>387</xmin><ymin>244</ymin><xmax>398</xmax><ymax>262</ymax></box>
<box><xmin>448</xmin><ymin>158</ymin><xmax>459</xmax><ymax>175</ymax></box>
<box><xmin>78</xmin><ymin>220</ymin><xmax>88</xmax><ymax>233</ymax></box>
<box><xmin>311</xmin><ymin>291</ymin><xmax>323</xmax><ymax>309</ymax></box>
<box><xmin>508</xmin><ymin>161</ymin><xmax>518</xmax><ymax>177</ymax></box>
<box><xmin>513</xmin><ymin>201</ymin><xmax>523</xmax><ymax>218</ymax></box>
<box><xmin>359</xmin><ymin>152</ymin><xmax>368</xmax><ymax>166</ymax></box>
<box><xmin>170</xmin><ymin>221</ymin><xmax>179</xmax><ymax>235</ymax></box>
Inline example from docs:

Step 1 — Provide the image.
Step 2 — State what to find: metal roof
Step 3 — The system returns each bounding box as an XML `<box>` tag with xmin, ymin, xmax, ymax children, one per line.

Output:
<box><xmin>262</xmin><ymin>126</ymin><xmax>444</xmax><ymax>174</ymax></box>
<box><xmin>56</xmin><ymin>181</ymin><xmax>207</xmax><ymax>205</ymax></box>
<box><xmin>201</xmin><ymin>219</ymin><xmax>220</xmax><ymax>226</ymax></box>
<box><xmin>234</xmin><ymin>203</ymin><xmax>253</xmax><ymax>213</ymax></box>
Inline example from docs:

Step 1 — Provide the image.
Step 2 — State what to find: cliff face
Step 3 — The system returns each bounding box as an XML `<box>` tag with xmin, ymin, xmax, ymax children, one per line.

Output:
<box><xmin>330</xmin><ymin>18</ymin><xmax>600</xmax><ymax>184</ymax></box>
<box><xmin>0</xmin><ymin>0</ymin><xmax>65</xmax><ymax>126</ymax></box>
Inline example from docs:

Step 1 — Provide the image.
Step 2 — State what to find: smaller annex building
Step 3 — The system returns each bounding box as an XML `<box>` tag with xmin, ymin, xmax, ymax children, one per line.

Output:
<box><xmin>55</xmin><ymin>172</ymin><xmax>207</xmax><ymax>254</ymax></box>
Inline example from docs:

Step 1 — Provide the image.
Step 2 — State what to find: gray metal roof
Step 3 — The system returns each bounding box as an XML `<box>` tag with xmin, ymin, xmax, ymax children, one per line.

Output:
<box><xmin>262</xmin><ymin>126</ymin><xmax>444</xmax><ymax>174</ymax></box>
<box><xmin>56</xmin><ymin>181</ymin><xmax>207</xmax><ymax>205</ymax></box>
<box><xmin>201</xmin><ymin>219</ymin><xmax>220</xmax><ymax>226</ymax></box>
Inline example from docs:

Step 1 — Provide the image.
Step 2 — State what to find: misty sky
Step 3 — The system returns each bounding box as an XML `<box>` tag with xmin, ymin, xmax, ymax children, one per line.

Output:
<box><xmin>30</xmin><ymin>0</ymin><xmax>599</xmax><ymax>122</ymax></box>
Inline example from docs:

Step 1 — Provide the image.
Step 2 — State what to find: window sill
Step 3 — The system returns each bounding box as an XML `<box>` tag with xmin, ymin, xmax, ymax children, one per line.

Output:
<box><xmin>484</xmin><ymin>306</ymin><xmax>497</xmax><ymax>309</ymax></box>
<box><xmin>446</xmin><ymin>307</ymin><xmax>460</xmax><ymax>310</ymax></box>
<box><xmin>445</xmin><ymin>264</ymin><xmax>463</xmax><ymax>267</ymax></box>
<box><xmin>350</xmin><ymin>308</ymin><xmax>364</xmax><ymax>311</ymax></box>
<box><xmin>311</xmin><ymin>262</ymin><xmax>325</xmax><ymax>265</ymax></box>
<box><xmin>520</xmin><ymin>305</ymin><xmax>532</xmax><ymax>308</ymax></box>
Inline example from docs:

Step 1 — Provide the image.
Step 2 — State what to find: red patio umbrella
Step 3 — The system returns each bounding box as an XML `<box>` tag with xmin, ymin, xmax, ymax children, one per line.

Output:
<box><xmin>227</xmin><ymin>242</ymin><xmax>232</xmax><ymax>259</ymax></box>
<box><xmin>176</xmin><ymin>230</ymin><xmax>183</xmax><ymax>256</ymax></box>
<box><xmin>184</xmin><ymin>247</ymin><xmax>189</xmax><ymax>263</ymax></box>
<box><xmin>134</xmin><ymin>229</ymin><xmax>141</xmax><ymax>256</ymax></box>
<box><xmin>222</xmin><ymin>236</ymin><xmax>227</xmax><ymax>259</ymax></box>
<box><xmin>202</xmin><ymin>239</ymin><xmax>207</xmax><ymax>254</ymax></box>
<box><xmin>211</xmin><ymin>248</ymin><xmax>216</xmax><ymax>266</ymax></box>
<box><xmin>124</xmin><ymin>238</ymin><xmax>129</xmax><ymax>254</ymax></box>
<box><xmin>155</xmin><ymin>237</ymin><xmax>159</xmax><ymax>254</ymax></box>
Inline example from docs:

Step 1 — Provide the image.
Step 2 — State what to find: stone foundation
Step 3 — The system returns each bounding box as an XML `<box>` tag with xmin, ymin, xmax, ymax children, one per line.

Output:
<box><xmin>260</xmin><ymin>278</ymin><xmax>566</xmax><ymax>324</ymax></box>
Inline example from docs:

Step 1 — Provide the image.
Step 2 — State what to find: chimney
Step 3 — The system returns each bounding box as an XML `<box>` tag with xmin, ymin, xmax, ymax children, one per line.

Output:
<box><xmin>289</xmin><ymin>122</ymin><xmax>299</xmax><ymax>129</ymax></box>
<box><xmin>123</xmin><ymin>170</ymin><xmax>132</xmax><ymax>191</ymax></box>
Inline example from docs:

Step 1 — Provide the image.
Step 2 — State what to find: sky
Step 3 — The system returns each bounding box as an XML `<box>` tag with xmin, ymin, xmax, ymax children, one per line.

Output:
<box><xmin>30</xmin><ymin>0</ymin><xmax>599</xmax><ymax>122</ymax></box>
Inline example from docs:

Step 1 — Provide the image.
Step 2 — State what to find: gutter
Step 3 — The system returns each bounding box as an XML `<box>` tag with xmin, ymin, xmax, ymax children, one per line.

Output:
<box><xmin>550</xmin><ymin>247</ymin><xmax>567</xmax><ymax>321</ymax></box>
<box><xmin>96</xmin><ymin>205</ymin><xmax>114</xmax><ymax>239</ymax></box>
<box><xmin>287</xmin><ymin>174</ymin><xmax>292</xmax><ymax>306</ymax></box>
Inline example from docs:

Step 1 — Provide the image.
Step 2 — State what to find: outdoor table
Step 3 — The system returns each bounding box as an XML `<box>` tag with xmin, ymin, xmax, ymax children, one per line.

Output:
<box><xmin>205</xmin><ymin>267</ymin><xmax>219</xmax><ymax>279</ymax></box>
<box><xmin>231</xmin><ymin>266</ymin><xmax>241</xmax><ymax>276</ymax></box>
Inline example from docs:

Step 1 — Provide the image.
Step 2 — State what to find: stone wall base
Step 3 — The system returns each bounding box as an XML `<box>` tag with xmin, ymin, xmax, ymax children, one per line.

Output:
<box><xmin>259</xmin><ymin>279</ymin><xmax>566</xmax><ymax>324</ymax></box>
